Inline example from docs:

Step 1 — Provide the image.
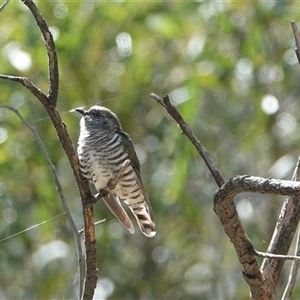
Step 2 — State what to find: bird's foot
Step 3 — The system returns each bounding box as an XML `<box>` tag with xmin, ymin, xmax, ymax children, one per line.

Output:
<box><xmin>99</xmin><ymin>188</ymin><xmax>109</xmax><ymax>198</ymax></box>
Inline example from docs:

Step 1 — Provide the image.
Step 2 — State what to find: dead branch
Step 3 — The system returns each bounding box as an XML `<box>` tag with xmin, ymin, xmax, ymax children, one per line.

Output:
<box><xmin>150</xmin><ymin>92</ymin><xmax>300</xmax><ymax>299</ymax></box>
<box><xmin>259</xmin><ymin>23</ymin><xmax>300</xmax><ymax>298</ymax></box>
<box><xmin>150</xmin><ymin>93</ymin><xmax>225</xmax><ymax>187</ymax></box>
<box><xmin>259</xmin><ymin>155</ymin><xmax>300</xmax><ymax>297</ymax></box>
<box><xmin>214</xmin><ymin>175</ymin><xmax>300</xmax><ymax>299</ymax></box>
<box><xmin>21</xmin><ymin>0</ymin><xmax>58</xmax><ymax>103</ymax></box>
<box><xmin>0</xmin><ymin>1</ymin><xmax>98</xmax><ymax>299</ymax></box>
<box><xmin>281</xmin><ymin>23</ymin><xmax>300</xmax><ymax>300</ymax></box>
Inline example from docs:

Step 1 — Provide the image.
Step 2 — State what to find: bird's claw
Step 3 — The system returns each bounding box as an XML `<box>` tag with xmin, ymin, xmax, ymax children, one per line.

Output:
<box><xmin>99</xmin><ymin>188</ymin><xmax>109</xmax><ymax>198</ymax></box>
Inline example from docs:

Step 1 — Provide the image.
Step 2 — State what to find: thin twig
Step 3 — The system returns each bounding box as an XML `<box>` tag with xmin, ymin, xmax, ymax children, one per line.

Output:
<box><xmin>256</xmin><ymin>251</ymin><xmax>300</xmax><ymax>261</ymax></box>
<box><xmin>0</xmin><ymin>105</ymin><xmax>84</xmax><ymax>293</ymax></box>
<box><xmin>281</xmin><ymin>226</ymin><xmax>300</xmax><ymax>300</ymax></box>
<box><xmin>79</xmin><ymin>219</ymin><xmax>106</xmax><ymax>235</ymax></box>
<box><xmin>0</xmin><ymin>212</ymin><xmax>66</xmax><ymax>242</ymax></box>
<box><xmin>150</xmin><ymin>93</ymin><xmax>224</xmax><ymax>187</ymax></box>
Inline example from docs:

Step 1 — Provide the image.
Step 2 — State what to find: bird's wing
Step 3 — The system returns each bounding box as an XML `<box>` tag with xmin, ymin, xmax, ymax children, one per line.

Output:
<box><xmin>116</xmin><ymin>130</ymin><xmax>155</xmax><ymax>225</ymax></box>
<box><xmin>116</xmin><ymin>130</ymin><xmax>140</xmax><ymax>172</ymax></box>
<box><xmin>102</xmin><ymin>192</ymin><xmax>135</xmax><ymax>234</ymax></box>
<box><xmin>134</xmin><ymin>172</ymin><xmax>156</xmax><ymax>225</ymax></box>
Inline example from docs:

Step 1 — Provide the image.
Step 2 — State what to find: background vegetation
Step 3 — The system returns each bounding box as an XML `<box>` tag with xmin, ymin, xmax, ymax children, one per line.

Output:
<box><xmin>1</xmin><ymin>1</ymin><xmax>300</xmax><ymax>299</ymax></box>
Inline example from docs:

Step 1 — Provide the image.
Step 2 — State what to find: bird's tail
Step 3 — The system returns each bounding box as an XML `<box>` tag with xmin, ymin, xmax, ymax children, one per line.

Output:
<box><xmin>102</xmin><ymin>193</ymin><xmax>135</xmax><ymax>234</ymax></box>
<box><xmin>127</xmin><ymin>202</ymin><xmax>156</xmax><ymax>237</ymax></box>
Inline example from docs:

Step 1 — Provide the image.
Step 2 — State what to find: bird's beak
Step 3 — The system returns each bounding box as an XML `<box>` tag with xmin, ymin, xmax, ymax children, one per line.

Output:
<box><xmin>75</xmin><ymin>108</ymin><xmax>86</xmax><ymax>116</ymax></box>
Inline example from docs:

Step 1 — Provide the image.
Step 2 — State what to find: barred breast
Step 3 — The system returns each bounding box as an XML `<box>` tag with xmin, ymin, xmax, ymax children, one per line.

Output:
<box><xmin>77</xmin><ymin>133</ymin><xmax>117</xmax><ymax>190</ymax></box>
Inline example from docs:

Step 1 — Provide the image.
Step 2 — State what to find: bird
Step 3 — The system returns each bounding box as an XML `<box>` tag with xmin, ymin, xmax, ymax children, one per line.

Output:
<box><xmin>76</xmin><ymin>105</ymin><xmax>156</xmax><ymax>237</ymax></box>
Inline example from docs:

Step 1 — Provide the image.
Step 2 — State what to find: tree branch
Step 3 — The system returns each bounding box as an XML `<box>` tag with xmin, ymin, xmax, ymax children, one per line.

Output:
<box><xmin>0</xmin><ymin>105</ymin><xmax>84</xmax><ymax>294</ymax></box>
<box><xmin>0</xmin><ymin>1</ymin><xmax>98</xmax><ymax>299</ymax></box>
<box><xmin>282</xmin><ymin>24</ymin><xmax>300</xmax><ymax>300</ymax></box>
<box><xmin>150</xmin><ymin>91</ymin><xmax>300</xmax><ymax>298</ymax></box>
<box><xmin>257</xmin><ymin>22</ymin><xmax>300</xmax><ymax>299</ymax></box>
<box><xmin>214</xmin><ymin>175</ymin><xmax>300</xmax><ymax>300</ymax></box>
<box><xmin>151</xmin><ymin>74</ymin><xmax>300</xmax><ymax>298</ymax></box>
<box><xmin>22</xmin><ymin>0</ymin><xmax>59</xmax><ymax>103</ymax></box>
<box><xmin>0</xmin><ymin>75</ymin><xmax>48</xmax><ymax>105</ymax></box>
<box><xmin>260</xmin><ymin>155</ymin><xmax>300</xmax><ymax>295</ymax></box>
<box><xmin>150</xmin><ymin>93</ymin><xmax>225</xmax><ymax>187</ymax></box>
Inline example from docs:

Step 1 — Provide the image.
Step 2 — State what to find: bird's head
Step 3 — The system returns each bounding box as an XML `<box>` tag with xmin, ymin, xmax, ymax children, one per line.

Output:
<box><xmin>76</xmin><ymin>105</ymin><xmax>122</xmax><ymax>132</ymax></box>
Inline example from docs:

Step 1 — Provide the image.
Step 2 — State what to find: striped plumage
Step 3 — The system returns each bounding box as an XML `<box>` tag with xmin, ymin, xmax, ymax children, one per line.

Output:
<box><xmin>76</xmin><ymin>105</ymin><xmax>156</xmax><ymax>237</ymax></box>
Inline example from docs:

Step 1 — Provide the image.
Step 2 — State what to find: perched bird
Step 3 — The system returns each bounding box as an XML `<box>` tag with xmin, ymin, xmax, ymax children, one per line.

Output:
<box><xmin>76</xmin><ymin>105</ymin><xmax>156</xmax><ymax>237</ymax></box>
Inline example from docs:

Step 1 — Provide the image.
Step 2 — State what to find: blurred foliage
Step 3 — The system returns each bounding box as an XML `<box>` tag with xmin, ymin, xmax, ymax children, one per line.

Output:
<box><xmin>1</xmin><ymin>1</ymin><xmax>300</xmax><ymax>299</ymax></box>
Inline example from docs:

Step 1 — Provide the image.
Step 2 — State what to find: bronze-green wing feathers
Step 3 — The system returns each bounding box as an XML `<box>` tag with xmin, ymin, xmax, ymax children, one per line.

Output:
<box><xmin>117</xmin><ymin>130</ymin><xmax>156</xmax><ymax>226</ymax></box>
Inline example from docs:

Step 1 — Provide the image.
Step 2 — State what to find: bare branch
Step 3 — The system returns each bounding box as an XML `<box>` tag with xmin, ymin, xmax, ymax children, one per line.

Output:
<box><xmin>81</xmin><ymin>203</ymin><xmax>97</xmax><ymax>300</ymax></box>
<box><xmin>276</xmin><ymin>22</ymin><xmax>300</xmax><ymax>300</ymax></box>
<box><xmin>0</xmin><ymin>1</ymin><xmax>98</xmax><ymax>299</ymax></box>
<box><xmin>0</xmin><ymin>105</ymin><xmax>85</xmax><ymax>295</ymax></box>
<box><xmin>22</xmin><ymin>0</ymin><xmax>59</xmax><ymax>103</ymax></box>
<box><xmin>0</xmin><ymin>75</ymin><xmax>48</xmax><ymax>105</ymax></box>
<box><xmin>214</xmin><ymin>175</ymin><xmax>300</xmax><ymax>299</ymax></box>
<box><xmin>150</xmin><ymin>93</ymin><xmax>224</xmax><ymax>187</ymax></box>
<box><xmin>151</xmin><ymin>92</ymin><xmax>300</xmax><ymax>298</ymax></box>
<box><xmin>0</xmin><ymin>77</ymin><xmax>96</xmax><ymax>300</ymax></box>
<box><xmin>260</xmin><ymin>156</ymin><xmax>300</xmax><ymax>293</ymax></box>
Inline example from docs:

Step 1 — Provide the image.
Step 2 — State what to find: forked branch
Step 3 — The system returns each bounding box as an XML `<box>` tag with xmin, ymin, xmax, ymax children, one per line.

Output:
<box><xmin>0</xmin><ymin>1</ymin><xmax>97</xmax><ymax>299</ymax></box>
<box><xmin>214</xmin><ymin>175</ymin><xmax>300</xmax><ymax>299</ymax></box>
<box><xmin>150</xmin><ymin>93</ymin><xmax>300</xmax><ymax>299</ymax></box>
